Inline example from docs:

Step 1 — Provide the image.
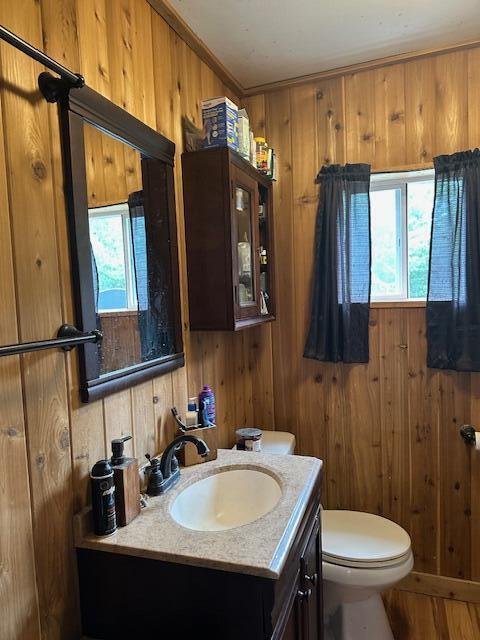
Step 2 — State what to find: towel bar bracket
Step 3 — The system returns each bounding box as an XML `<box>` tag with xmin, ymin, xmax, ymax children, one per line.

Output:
<box><xmin>460</xmin><ymin>425</ymin><xmax>476</xmax><ymax>445</ymax></box>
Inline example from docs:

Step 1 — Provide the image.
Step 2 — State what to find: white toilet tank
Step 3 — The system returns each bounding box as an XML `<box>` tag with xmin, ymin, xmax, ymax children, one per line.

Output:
<box><xmin>232</xmin><ymin>430</ymin><xmax>296</xmax><ymax>455</ymax></box>
<box><xmin>261</xmin><ymin>431</ymin><xmax>296</xmax><ymax>455</ymax></box>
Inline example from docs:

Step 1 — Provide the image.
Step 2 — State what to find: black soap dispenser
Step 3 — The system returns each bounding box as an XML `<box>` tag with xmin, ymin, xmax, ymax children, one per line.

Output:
<box><xmin>110</xmin><ymin>435</ymin><xmax>140</xmax><ymax>526</ymax></box>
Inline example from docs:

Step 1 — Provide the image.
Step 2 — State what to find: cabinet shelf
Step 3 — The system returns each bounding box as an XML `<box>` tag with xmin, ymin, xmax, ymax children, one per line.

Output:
<box><xmin>182</xmin><ymin>147</ymin><xmax>276</xmax><ymax>331</ymax></box>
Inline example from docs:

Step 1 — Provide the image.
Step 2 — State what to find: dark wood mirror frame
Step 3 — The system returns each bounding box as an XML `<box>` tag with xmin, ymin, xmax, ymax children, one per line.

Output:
<box><xmin>42</xmin><ymin>73</ymin><xmax>184</xmax><ymax>402</ymax></box>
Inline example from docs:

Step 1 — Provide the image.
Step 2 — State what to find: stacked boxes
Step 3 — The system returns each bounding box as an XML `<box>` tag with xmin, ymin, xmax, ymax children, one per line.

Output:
<box><xmin>201</xmin><ymin>96</ymin><xmax>239</xmax><ymax>151</ymax></box>
<box><xmin>200</xmin><ymin>96</ymin><xmax>276</xmax><ymax>180</ymax></box>
<box><xmin>237</xmin><ymin>108</ymin><xmax>251</xmax><ymax>160</ymax></box>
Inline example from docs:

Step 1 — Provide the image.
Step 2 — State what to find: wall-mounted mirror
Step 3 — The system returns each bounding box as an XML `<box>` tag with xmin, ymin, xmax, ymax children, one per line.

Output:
<box><xmin>51</xmin><ymin>77</ymin><xmax>183</xmax><ymax>401</ymax></box>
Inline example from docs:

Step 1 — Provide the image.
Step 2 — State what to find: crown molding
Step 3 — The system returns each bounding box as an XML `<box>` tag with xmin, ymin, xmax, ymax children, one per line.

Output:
<box><xmin>243</xmin><ymin>38</ymin><xmax>480</xmax><ymax>96</ymax></box>
<box><xmin>147</xmin><ymin>0</ymin><xmax>244</xmax><ymax>98</ymax></box>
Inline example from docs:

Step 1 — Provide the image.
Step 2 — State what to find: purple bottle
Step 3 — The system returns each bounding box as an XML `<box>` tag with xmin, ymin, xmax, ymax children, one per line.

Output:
<box><xmin>198</xmin><ymin>385</ymin><xmax>216</xmax><ymax>426</ymax></box>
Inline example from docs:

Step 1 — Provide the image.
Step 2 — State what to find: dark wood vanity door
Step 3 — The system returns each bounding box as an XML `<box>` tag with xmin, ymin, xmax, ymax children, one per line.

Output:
<box><xmin>280</xmin><ymin>597</ymin><xmax>301</xmax><ymax>640</ymax></box>
<box><xmin>299</xmin><ymin>512</ymin><xmax>322</xmax><ymax>640</ymax></box>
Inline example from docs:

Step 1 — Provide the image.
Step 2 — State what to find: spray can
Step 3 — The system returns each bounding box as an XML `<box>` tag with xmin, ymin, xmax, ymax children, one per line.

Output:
<box><xmin>199</xmin><ymin>385</ymin><xmax>216</xmax><ymax>425</ymax></box>
<box><xmin>90</xmin><ymin>459</ymin><xmax>117</xmax><ymax>536</ymax></box>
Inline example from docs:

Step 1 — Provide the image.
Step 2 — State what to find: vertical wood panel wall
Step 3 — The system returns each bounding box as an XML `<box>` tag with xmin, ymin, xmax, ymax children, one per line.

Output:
<box><xmin>0</xmin><ymin>2</ymin><xmax>260</xmax><ymax>638</ymax></box>
<box><xmin>2</xmin><ymin>2</ymin><xmax>480</xmax><ymax>638</ymax></box>
<box><xmin>244</xmin><ymin>47</ymin><xmax>480</xmax><ymax>586</ymax></box>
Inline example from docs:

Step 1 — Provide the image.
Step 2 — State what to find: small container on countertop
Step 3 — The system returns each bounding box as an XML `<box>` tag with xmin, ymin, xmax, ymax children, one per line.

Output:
<box><xmin>185</xmin><ymin>397</ymin><xmax>199</xmax><ymax>428</ymax></box>
<box><xmin>236</xmin><ymin>427</ymin><xmax>263</xmax><ymax>452</ymax></box>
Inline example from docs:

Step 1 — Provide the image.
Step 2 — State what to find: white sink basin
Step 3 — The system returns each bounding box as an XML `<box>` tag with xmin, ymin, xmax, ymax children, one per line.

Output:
<box><xmin>170</xmin><ymin>468</ymin><xmax>282</xmax><ymax>531</ymax></box>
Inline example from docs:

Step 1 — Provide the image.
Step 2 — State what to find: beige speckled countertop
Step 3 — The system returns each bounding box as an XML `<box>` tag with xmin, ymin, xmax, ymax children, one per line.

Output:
<box><xmin>75</xmin><ymin>449</ymin><xmax>322</xmax><ymax>579</ymax></box>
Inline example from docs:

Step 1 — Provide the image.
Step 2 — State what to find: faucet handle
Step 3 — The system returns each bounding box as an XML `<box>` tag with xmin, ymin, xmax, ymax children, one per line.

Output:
<box><xmin>146</xmin><ymin>456</ymin><xmax>164</xmax><ymax>497</ymax></box>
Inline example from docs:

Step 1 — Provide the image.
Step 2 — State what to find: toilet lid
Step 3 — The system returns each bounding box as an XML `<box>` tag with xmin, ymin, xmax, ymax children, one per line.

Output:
<box><xmin>322</xmin><ymin>510</ymin><xmax>411</xmax><ymax>567</ymax></box>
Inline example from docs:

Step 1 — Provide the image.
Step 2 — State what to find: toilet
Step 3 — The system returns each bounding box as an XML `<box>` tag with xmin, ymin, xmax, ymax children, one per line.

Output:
<box><xmin>247</xmin><ymin>430</ymin><xmax>413</xmax><ymax>640</ymax></box>
<box><xmin>322</xmin><ymin>510</ymin><xmax>413</xmax><ymax>640</ymax></box>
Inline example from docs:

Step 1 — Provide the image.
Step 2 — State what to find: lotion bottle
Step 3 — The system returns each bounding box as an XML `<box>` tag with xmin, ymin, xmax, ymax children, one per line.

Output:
<box><xmin>110</xmin><ymin>435</ymin><xmax>140</xmax><ymax>527</ymax></box>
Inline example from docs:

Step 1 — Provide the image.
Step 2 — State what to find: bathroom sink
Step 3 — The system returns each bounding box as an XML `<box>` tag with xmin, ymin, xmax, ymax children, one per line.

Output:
<box><xmin>170</xmin><ymin>468</ymin><xmax>282</xmax><ymax>531</ymax></box>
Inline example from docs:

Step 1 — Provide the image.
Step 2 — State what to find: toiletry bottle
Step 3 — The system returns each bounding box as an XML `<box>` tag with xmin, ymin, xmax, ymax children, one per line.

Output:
<box><xmin>199</xmin><ymin>398</ymin><xmax>211</xmax><ymax>427</ymax></box>
<box><xmin>110</xmin><ymin>435</ymin><xmax>140</xmax><ymax>526</ymax></box>
<box><xmin>255</xmin><ymin>137</ymin><xmax>268</xmax><ymax>172</ymax></box>
<box><xmin>90</xmin><ymin>459</ymin><xmax>116</xmax><ymax>536</ymax></box>
<box><xmin>185</xmin><ymin>397</ymin><xmax>198</xmax><ymax>428</ymax></box>
<box><xmin>199</xmin><ymin>384</ymin><xmax>216</xmax><ymax>425</ymax></box>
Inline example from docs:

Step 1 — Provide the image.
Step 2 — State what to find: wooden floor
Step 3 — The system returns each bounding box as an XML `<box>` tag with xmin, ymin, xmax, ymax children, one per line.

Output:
<box><xmin>384</xmin><ymin>591</ymin><xmax>480</xmax><ymax>639</ymax></box>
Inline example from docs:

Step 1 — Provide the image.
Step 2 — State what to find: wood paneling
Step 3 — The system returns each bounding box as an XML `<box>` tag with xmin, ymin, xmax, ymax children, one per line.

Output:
<box><xmin>398</xmin><ymin>571</ymin><xmax>480</xmax><ymax>604</ymax></box>
<box><xmin>0</xmin><ymin>58</ymin><xmax>41</xmax><ymax>640</ymax></box>
<box><xmin>384</xmin><ymin>589</ymin><xmax>480</xmax><ymax>639</ymax></box>
<box><xmin>247</xmin><ymin>46</ymin><xmax>480</xmax><ymax>588</ymax></box>
<box><xmin>0</xmin><ymin>1</ymin><xmax>78</xmax><ymax>637</ymax></box>
<box><xmin>2</xmin><ymin>2</ymin><xmax>480</xmax><ymax>636</ymax></box>
<box><xmin>0</xmin><ymin>1</ymin><xmax>246</xmax><ymax>637</ymax></box>
<box><xmin>265</xmin><ymin>89</ymin><xmax>296</xmax><ymax>435</ymax></box>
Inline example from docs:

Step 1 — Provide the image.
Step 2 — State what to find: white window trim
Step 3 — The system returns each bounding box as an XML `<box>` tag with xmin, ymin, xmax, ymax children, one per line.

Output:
<box><xmin>88</xmin><ymin>202</ymin><xmax>138</xmax><ymax>313</ymax></box>
<box><xmin>370</xmin><ymin>168</ymin><xmax>434</xmax><ymax>303</ymax></box>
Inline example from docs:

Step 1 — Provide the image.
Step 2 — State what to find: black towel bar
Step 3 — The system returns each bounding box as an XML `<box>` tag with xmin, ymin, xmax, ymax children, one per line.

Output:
<box><xmin>0</xmin><ymin>324</ymin><xmax>102</xmax><ymax>357</ymax></box>
<box><xmin>0</xmin><ymin>23</ymin><xmax>84</xmax><ymax>88</ymax></box>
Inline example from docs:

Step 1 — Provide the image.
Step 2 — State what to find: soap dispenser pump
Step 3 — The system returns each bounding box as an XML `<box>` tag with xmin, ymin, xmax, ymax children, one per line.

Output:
<box><xmin>110</xmin><ymin>435</ymin><xmax>140</xmax><ymax>526</ymax></box>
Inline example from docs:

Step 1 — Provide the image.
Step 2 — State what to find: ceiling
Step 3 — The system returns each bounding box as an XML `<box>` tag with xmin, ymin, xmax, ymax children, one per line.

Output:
<box><xmin>169</xmin><ymin>0</ymin><xmax>480</xmax><ymax>88</ymax></box>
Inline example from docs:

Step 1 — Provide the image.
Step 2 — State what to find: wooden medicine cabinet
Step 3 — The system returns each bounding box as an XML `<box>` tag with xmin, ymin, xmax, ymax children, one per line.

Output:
<box><xmin>182</xmin><ymin>147</ymin><xmax>275</xmax><ymax>331</ymax></box>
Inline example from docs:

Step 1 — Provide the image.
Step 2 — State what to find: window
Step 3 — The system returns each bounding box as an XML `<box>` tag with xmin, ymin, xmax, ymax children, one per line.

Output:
<box><xmin>88</xmin><ymin>203</ymin><xmax>137</xmax><ymax>312</ymax></box>
<box><xmin>370</xmin><ymin>169</ymin><xmax>434</xmax><ymax>301</ymax></box>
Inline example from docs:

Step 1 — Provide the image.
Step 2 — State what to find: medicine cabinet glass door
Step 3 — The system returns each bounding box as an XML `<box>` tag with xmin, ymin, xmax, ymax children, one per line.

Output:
<box><xmin>232</xmin><ymin>169</ymin><xmax>259</xmax><ymax>319</ymax></box>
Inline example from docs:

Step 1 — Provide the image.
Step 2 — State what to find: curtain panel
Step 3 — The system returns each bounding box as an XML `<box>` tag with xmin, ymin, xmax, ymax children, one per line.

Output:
<box><xmin>304</xmin><ymin>163</ymin><xmax>371</xmax><ymax>363</ymax></box>
<box><xmin>427</xmin><ymin>149</ymin><xmax>480</xmax><ymax>371</ymax></box>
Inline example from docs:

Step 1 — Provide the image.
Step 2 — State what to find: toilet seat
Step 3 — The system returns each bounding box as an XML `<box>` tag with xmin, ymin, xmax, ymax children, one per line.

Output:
<box><xmin>323</xmin><ymin>549</ymin><xmax>412</xmax><ymax>569</ymax></box>
<box><xmin>322</xmin><ymin>510</ymin><xmax>412</xmax><ymax>569</ymax></box>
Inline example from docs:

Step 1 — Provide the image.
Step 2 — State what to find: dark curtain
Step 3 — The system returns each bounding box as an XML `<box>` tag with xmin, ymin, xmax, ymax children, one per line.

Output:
<box><xmin>90</xmin><ymin>242</ymin><xmax>102</xmax><ymax>331</ymax></box>
<box><xmin>427</xmin><ymin>149</ymin><xmax>480</xmax><ymax>371</ymax></box>
<box><xmin>304</xmin><ymin>163</ymin><xmax>371</xmax><ymax>363</ymax></box>
<box><xmin>128</xmin><ymin>190</ymin><xmax>151</xmax><ymax>360</ymax></box>
<box><xmin>91</xmin><ymin>242</ymin><xmax>100</xmax><ymax>313</ymax></box>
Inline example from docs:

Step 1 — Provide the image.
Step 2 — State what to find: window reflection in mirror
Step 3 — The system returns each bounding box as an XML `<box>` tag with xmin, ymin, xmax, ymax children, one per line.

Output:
<box><xmin>84</xmin><ymin>124</ymin><xmax>177</xmax><ymax>376</ymax></box>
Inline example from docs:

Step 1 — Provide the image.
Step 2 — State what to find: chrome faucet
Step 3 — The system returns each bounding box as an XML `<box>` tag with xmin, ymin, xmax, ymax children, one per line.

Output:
<box><xmin>147</xmin><ymin>434</ymin><xmax>210</xmax><ymax>495</ymax></box>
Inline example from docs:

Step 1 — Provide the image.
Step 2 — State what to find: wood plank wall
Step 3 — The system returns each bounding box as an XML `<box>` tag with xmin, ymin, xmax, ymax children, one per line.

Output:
<box><xmin>244</xmin><ymin>47</ymin><xmax>480</xmax><ymax>585</ymax></box>
<box><xmin>0</xmin><ymin>2</ymin><xmax>262</xmax><ymax>638</ymax></box>
<box><xmin>2</xmin><ymin>2</ymin><xmax>480</xmax><ymax>638</ymax></box>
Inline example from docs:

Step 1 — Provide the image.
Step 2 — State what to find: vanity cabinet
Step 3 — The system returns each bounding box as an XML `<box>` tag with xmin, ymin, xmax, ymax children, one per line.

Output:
<box><xmin>182</xmin><ymin>147</ymin><xmax>275</xmax><ymax>331</ymax></box>
<box><xmin>277</xmin><ymin>505</ymin><xmax>322</xmax><ymax>640</ymax></box>
<box><xmin>77</xmin><ymin>475</ymin><xmax>322</xmax><ymax>640</ymax></box>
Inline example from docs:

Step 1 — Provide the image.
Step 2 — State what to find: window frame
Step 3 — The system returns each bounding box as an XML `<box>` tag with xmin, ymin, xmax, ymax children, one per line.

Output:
<box><xmin>370</xmin><ymin>168</ymin><xmax>434</xmax><ymax>304</ymax></box>
<box><xmin>88</xmin><ymin>202</ymin><xmax>138</xmax><ymax>313</ymax></box>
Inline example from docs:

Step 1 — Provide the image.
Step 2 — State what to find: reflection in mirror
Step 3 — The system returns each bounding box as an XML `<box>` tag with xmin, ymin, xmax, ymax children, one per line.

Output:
<box><xmin>84</xmin><ymin>124</ymin><xmax>177</xmax><ymax>376</ymax></box>
<box><xmin>235</xmin><ymin>186</ymin><xmax>254</xmax><ymax>307</ymax></box>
